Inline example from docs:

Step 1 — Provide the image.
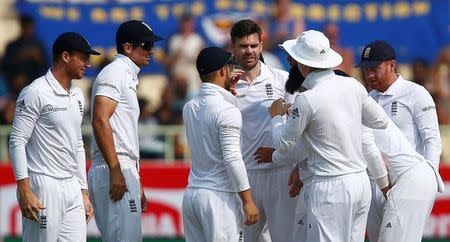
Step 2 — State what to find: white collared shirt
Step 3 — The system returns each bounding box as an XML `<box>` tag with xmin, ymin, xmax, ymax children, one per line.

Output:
<box><xmin>91</xmin><ymin>54</ymin><xmax>141</xmax><ymax>164</ymax></box>
<box><xmin>9</xmin><ymin>69</ymin><xmax>87</xmax><ymax>188</ymax></box>
<box><xmin>369</xmin><ymin>75</ymin><xmax>442</xmax><ymax>168</ymax></box>
<box><xmin>183</xmin><ymin>83</ymin><xmax>250</xmax><ymax>193</ymax></box>
<box><xmin>235</xmin><ymin>62</ymin><xmax>290</xmax><ymax>170</ymax></box>
<box><xmin>273</xmin><ymin>69</ymin><xmax>389</xmax><ymax>178</ymax></box>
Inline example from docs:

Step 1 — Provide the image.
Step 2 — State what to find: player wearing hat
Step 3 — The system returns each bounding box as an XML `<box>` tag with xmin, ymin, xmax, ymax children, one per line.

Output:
<box><xmin>9</xmin><ymin>32</ymin><xmax>100</xmax><ymax>241</ymax></box>
<box><xmin>269</xmin><ymin>30</ymin><xmax>390</xmax><ymax>241</ymax></box>
<box><xmin>357</xmin><ymin>40</ymin><xmax>443</xmax><ymax>242</ymax></box>
<box><xmin>88</xmin><ymin>20</ymin><xmax>162</xmax><ymax>241</ymax></box>
<box><xmin>182</xmin><ymin>46</ymin><xmax>259</xmax><ymax>242</ymax></box>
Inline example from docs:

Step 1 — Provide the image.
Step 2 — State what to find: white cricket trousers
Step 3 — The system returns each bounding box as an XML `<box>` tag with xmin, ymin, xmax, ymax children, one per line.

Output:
<box><xmin>293</xmin><ymin>171</ymin><xmax>371</xmax><ymax>242</ymax></box>
<box><xmin>367</xmin><ymin>161</ymin><xmax>437</xmax><ymax>242</ymax></box>
<box><xmin>88</xmin><ymin>161</ymin><xmax>142</xmax><ymax>242</ymax></box>
<box><xmin>22</xmin><ymin>173</ymin><xmax>86</xmax><ymax>242</ymax></box>
<box><xmin>182</xmin><ymin>187</ymin><xmax>244</xmax><ymax>242</ymax></box>
<box><xmin>244</xmin><ymin>166</ymin><xmax>298</xmax><ymax>242</ymax></box>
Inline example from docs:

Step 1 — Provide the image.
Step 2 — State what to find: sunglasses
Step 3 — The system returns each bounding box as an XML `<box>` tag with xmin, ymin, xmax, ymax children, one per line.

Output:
<box><xmin>131</xmin><ymin>42</ymin><xmax>154</xmax><ymax>51</ymax></box>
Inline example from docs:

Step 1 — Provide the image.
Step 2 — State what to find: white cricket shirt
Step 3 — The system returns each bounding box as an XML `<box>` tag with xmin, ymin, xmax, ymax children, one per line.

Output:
<box><xmin>183</xmin><ymin>83</ymin><xmax>250</xmax><ymax>193</ymax></box>
<box><xmin>235</xmin><ymin>62</ymin><xmax>290</xmax><ymax>170</ymax></box>
<box><xmin>273</xmin><ymin>69</ymin><xmax>389</xmax><ymax>178</ymax></box>
<box><xmin>369</xmin><ymin>75</ymin><xmax>442</xmax><ymax>168</ymax></box>
<box><xmin>9</xmin><ymin>69</ymin><xmax>87</xmax><ymax>189</ymax></box>
<box><xmin>91</xmin><ymin>54</ymin><xmax>140</xmax><ymax>164</ymax></box>
<box><xmin>363</xmin><ymin>119</ymin><xmax>425</xmax><ymax>185</ymax></box>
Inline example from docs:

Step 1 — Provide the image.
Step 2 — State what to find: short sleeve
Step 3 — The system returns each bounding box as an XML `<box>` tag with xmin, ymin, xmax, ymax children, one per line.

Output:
<box><xmin>93</xmin><ymin>72</ymin><xmax>122</xmax><ymax>102</ymax></box>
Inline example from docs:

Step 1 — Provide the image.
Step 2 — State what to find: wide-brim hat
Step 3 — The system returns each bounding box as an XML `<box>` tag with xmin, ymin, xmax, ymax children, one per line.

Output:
<box><xmin>279</xmin><ymin>30</ymin><xmax>342</xmax><ymax>69</ymax></box>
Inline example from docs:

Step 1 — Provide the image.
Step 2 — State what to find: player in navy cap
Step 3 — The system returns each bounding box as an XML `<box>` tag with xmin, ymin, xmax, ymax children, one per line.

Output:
<box><xmin>88</xmin><ymin>20</ymin><xmax>162</xmax><ymax>241</ymax></box>
<box><xmin>9</xmin><ymin>32</ymin><xmax>99</xmax><ymax>241</ymax></box>
<box><xmin>182</xmin><ymin>46</ymin><xmax>259</xmax><ymax>242</ymax></box>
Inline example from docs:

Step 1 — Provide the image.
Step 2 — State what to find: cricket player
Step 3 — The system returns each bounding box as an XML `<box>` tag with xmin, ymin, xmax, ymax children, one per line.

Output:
<box><xmin>357</xmin><ymin>40</ymin><xmax>444</xmax><ymax>241</ymax></box>
<box><xmin>255</xmin><ymin>67</ymin><xmax>390</xmax><ymax>241</ymax></box>
<box><xmin>363</xmin><ymin>119</ymin><xmax>441</xmax><ymax>242</ymax></box>
<box><xmin>88</xmin><ymin>20</ymin><xmax>162</xmax><ymax>241</ymax></box>
<box><xmin>9</xmin><ymin>32</ymin><xmax>100</xmax><ymax>241</ymax></box>
<box><xmin>270</xmin><ymin>30</ymin><xmax>390</xmax><ymax>242</ymax></box>
<box><xmin>230</xmin><ymin>19</ymin><xmax>296</xmax><ymax>242</ymax></box>
<box><xmin>182</xmin><ymin>47</ymin><xmax>259</xmax><ymax>242</ymax></box>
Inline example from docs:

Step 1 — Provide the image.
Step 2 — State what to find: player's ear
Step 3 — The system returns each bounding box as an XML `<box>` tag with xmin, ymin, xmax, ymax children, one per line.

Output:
<box><xmin>389</xmin><ymin>60</ymin><xmax>397</xmax><ymax>73</ymax></box>
<box><xmin>123</xmin><ymin>43</ymin><xmax>133</xmax><ymax>54</ymax></box>
<box><xmin>61</xmin><ymin>51</ymin><xmax>70</xmax><ymax>63</ymax></box>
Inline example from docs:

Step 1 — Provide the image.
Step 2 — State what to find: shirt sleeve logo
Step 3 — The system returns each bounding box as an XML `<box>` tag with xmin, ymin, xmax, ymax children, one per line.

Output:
<box><xmin>421</xmin><ymin>105</ymin><xmax>436</xmax><ymax>112</ymax></box>
<box><xmin>221</xmin><ymin>125</ymin><xmax>240</xmax><ymax>131</ymax></box>
<box><xmin>98</xmin><ymin>82</ymin><xmax>119</xmax><ymax>92</ymax></box>
<box><xmin>16</xmin><ymin>99</ymin><xmax>27</xmax><ymax>112</ymax></box>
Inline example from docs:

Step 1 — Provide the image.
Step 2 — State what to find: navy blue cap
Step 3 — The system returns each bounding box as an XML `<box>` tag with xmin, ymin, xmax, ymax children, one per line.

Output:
<box><xmin>196</xmin><ymin>47</ymin><xmax>237</xmax><ymax>75</ymax></box>
<box><xmin>116</xmin><ymin>20</ymin><xmax>163</xmax><ymax>46</ymax></box>
<box><xmin>356</xmin><ymin>40</ymin><xmax>396</xmax><ymax>68</ymax></box>
<box><xmin>52</xmin><ymin>32</ymin><xmax>100</xmax><ymax>55</ymax></box>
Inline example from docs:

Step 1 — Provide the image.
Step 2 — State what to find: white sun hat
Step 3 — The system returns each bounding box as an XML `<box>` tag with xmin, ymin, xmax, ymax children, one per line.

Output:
<box><xmin>279</xmin><ymin>30</ymin><xmax>343</xmax><ymax>69</ymax></box>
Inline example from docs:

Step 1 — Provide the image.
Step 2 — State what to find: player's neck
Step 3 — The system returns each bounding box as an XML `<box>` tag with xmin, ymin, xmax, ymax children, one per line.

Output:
<box><xmin>50</xmin><ymin>66</ymin><xmax>72</xmax><ymax>92</ymax></box>
<box><xmin>242</xmin><ymin>62</ymin><xmax>261</xmax><ymax>84</ymax></box>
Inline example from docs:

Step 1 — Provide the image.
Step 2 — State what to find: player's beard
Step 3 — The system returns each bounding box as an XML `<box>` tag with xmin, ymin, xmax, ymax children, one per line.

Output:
<box><xmin>237</xmin><ymin>53</ymin><xmax>259</xmax><ymax>71</ymax></box>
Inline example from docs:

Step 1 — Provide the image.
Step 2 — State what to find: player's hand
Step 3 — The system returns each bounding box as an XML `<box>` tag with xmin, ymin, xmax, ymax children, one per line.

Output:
<box><xmin>229</xmin><ymin>68</ymin><xmax>244</xmax><ymax>96</ymax></box>
<box><xmin>81</xmin><ymin>189</ymin><xmax>94</xmax><ymax>223</ymax></box>
<box><xmin>140</xmin><ymin>182</ymin><xmax>148</xmax><ymax>212</ymax></box>
<box><xmin>268</xmin><ymin>98</ymin><xmax>291</xmax><ymax>118</ymax></box>
<box><xmin>243</xmin><ymin>201</ymin><xmax>259</xmax><ymax>226</ymax></box>
<box><xmin>381</xmin><ymin>185</ymin><xmax>390</xmax><ymax>200</ymax></box>
<box><xmin>17</xmin><ymin>179</ymin><xmax>45</xmax><ymax>222</ymax></box>
<box><xmin>109</xmin><ymin>164</ymin><xmax>128</xmax><ymax>202</ymax></box>
<box><xmin>254</xmin><ymin>147</ymin><xmax>276</xmax><ymax>163</ymax></box>
<box><xmin>288</xmin><ymin>165</ymin><xmax>303</xmax><ymax>198</ymax></box>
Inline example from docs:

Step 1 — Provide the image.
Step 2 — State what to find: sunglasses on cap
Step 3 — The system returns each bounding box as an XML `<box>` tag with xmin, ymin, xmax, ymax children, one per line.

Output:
<box><xmin>131</xmin><ymin>41</ymin><xmax>154</xmax><ymax>51</ymax></box>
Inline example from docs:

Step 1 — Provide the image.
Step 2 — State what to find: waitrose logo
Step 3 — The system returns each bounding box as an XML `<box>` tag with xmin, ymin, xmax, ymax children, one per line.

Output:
<box><xmin>42</xmin><ymin>104</ymin><xmax>68</xmax><ymax>113</ymax></box>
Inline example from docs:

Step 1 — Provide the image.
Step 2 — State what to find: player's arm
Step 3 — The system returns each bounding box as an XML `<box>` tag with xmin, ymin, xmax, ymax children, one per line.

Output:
<box><xmin>412</xmin><ymin>88</ymin><xmax>442</xmax><ymax>169</ymax></box>
<box><xmin>92</xmin><ymin>95</ymin><xmax>127</xmax><ymax>202</ymax></box>
<box><xmin>9</xmin><ymin>86</ymin><xmax>45</xmax><ymax>222</ymax></box>
<box><xmin>74</xmin><ymin>93</ymin><xmax>93</xmax><ymax>222</ymax></box>
<box><xmin>269</xmin><ymin>94</ymin><xmax>311</xmax><ymax>153</ymax></box>
<box><xmin>76</xmin><ymin>131</ymin><xmax>93</xmax><ymax>222</ymax></box>
<box><xmin>361</xmin><ymin>95</ymin><xmax>389</xmax><ymax>129</ymax></box>
<box><xmin>361</xmin><ymin>126</ymin><xmax>389</xmax><ymax>197</ymax></box>
<box><xmin>219</xmin><ymin>107</ymin><xmax>258</xmax><ymax>225</ymax></box>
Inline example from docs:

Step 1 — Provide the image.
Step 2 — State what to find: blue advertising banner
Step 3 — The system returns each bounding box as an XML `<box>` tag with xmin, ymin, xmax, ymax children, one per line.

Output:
<box><xmin>16</xmin><ymin>0</ymin><xmax>449</xmax><ymax>75</ymax></box>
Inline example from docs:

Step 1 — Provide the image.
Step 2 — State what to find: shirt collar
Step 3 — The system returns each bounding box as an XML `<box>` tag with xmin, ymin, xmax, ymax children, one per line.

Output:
<box><xmin>302</xmin><ymin>69</ymin><xmax>335</xmax><ymax>90</ymax></box>
<box><xmin>45</xmin><ymin>69</ymin><xmax>76</xmax><ymax>96</ymax></box>
<box><xmin>372</xmin><ymin>75</ymin><xmax>406</xmax><ymax>97</ymax></box>
<box><xmin>114</xmin><ymin>54</ymin><xmax>141</xmax><ymax>81</ymax></box>
<box><xmin>200</xmin><ymin>82</ymin><xmax>237</xmax><ymax>106</ymax></box>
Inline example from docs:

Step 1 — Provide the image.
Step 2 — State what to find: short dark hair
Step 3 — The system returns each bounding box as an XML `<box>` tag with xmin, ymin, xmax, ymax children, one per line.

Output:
<box><xmin>117</xmin><ymin>45</ymin><xmax>125</xmax><ymax>55</ymax></box>
<box><xmin>199</xmin><ymin>70</ymin><xmax>218</xmax><ymax>83</ymax></box>
<box><xmin>230</xmin><ymin>19</ymin><xmax>262</xmax><ymax>44</ymax></box>
<box><xmin>19</xmin><ymin>14</ymin><xmax>34</xmax><ymax>27</ymax></box>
